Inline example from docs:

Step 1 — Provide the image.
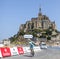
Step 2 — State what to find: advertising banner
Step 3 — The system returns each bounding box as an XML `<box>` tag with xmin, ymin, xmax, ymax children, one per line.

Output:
<box><xmin>10</xmin><ymin>47</ymin><xmax>18</xmax><ymax>56</ymax></box>
<box><xmin>17</xmin><ymin>47</ymin><xmax>24</xmax><ymax>54</ymax></box>
<box><xmin>34</xmin><ymin>46</ymin><xmax>41</xmax><ymax>52</ymax></box>
<box><xmin>0</xmin><ymin>48</ymin><xmax>2</xmax><ymax>57</ymax></box>
<box><xmin>0</xmin><ymin>47</ymin><xmax>11</xmax><ymax>57</ymax></box>
<box><xmin>23</xmin><ymin>47</ymin><xmax>30</xmax><ymax>53</ymax></box>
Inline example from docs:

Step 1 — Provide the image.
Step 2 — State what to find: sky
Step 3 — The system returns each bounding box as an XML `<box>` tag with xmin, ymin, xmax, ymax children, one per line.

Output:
<box><xmin>0</xmin><ymin>0</ymin><xmax>60</xmax><ymax>40</ymax></box>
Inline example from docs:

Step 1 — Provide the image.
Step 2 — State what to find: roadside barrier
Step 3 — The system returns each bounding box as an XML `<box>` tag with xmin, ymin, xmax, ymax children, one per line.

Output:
<box><xmin>0</xmin><ymin>46</ymin><xmax>24</xmax><ymax>58</ymax></box>
<box><xmin>34</xmin><ymin>46</ymin><xmax>41</xmax><ymax>52</ymax></box>
<box><xmin>17</xmin><ymin>47</ymin><xmax>24</xmax><ymax>55</ymax></box>
<box><xmin>0</xmin><ymin>47</ymin><xmax>11</xmax><ymax>57</ymax></box>
<box><xmin>23</xmin><ymin>46</ymin><xmax>41</xmax><ymax>53</ymax></box>
<box><xmin>0</xmin><ymin>46</ymin><xmax>41</xmax><ymax>58</ymax></box>
<box><xmin>10</xmin><ymin>47</ymin><xmax>19</xmax><ymax>56</ymax></box>
<box><xmin>0</xmin><ymin>48</ymin><xmax>2</xmax><ymax>57</ymax></box>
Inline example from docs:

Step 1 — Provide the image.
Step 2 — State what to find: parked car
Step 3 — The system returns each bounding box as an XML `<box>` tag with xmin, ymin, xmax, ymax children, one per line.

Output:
<box><xmin>40</xmin><ymin>42</ymin><xmax>47</xmax><ymax>49</ymax></box>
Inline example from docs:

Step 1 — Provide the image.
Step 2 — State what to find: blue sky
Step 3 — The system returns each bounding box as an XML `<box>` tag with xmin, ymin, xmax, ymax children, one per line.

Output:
<box><xmin>0</xmin><ymin>0</ymin><xmax>60</xmax><ymax>40</ymax></box>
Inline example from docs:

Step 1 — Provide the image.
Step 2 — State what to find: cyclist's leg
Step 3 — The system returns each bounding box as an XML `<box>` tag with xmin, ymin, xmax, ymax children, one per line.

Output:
<box><xmin>30</xmin><ymin>48</ymin><xmax>34</xmax><ymax>56</ymax></box>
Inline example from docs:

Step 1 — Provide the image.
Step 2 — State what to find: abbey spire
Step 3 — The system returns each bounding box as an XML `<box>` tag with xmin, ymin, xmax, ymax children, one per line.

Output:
<box><xmin>38</xmin><ymin>7</ymin><xmax>42</xmax><ymax>16</ymax></box>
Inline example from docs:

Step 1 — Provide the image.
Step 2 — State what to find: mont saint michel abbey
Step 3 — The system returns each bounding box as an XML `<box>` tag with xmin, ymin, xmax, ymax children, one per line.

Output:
<box><xmin>20</xmin><ymin>8</ymin><xmax>56</xmax><ymax>32</ymax></box>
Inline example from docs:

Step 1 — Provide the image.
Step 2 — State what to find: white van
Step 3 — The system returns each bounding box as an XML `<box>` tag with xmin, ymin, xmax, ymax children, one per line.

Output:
<box><xmin>40</xmin><ymin>42</ymin><xmax>47</xmax><ymax>49</ymax></box>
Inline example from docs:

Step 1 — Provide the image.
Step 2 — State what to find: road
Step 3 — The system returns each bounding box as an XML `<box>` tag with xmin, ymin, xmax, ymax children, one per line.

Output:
<box><xmin>1</xmin><ymin>46</ymin><xmax>60</xmax><ymax>59</ymax></box>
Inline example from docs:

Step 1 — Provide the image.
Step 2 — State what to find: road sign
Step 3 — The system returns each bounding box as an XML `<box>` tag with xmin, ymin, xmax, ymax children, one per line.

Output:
<box><xmin>24</xmin><ymin>35</ymin><xmax>33</xmax><ymax>38</ymax></box>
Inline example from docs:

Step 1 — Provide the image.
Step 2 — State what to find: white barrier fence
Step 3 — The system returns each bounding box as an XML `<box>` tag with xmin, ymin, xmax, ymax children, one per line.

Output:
<box><xmin>23</xmin><ymin>46</ymin><xmax>41</xmax><ymax>53</ymax></box>
<box><xmin>10</xmin><ymin>47</ymin><xmax>19</xmax><ymax>56</ymax></box>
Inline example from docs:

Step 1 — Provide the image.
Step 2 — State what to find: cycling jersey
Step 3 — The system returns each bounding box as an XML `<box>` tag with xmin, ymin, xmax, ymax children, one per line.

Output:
<box><xmin>29</xmin><ymin>41</ymin><xmax>34</xmax><ymax>49</ymax></box>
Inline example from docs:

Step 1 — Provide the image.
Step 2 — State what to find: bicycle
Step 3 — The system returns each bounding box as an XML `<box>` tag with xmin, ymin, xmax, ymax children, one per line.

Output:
<box><xmin>30</xmin><ymin>48</ymin><xmax>34</xmax><ymax>56</ymax></box>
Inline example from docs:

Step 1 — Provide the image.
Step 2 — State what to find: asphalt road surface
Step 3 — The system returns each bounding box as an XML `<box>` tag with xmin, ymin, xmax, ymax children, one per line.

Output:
<box><xmin>1</xmin><ymin>46</ymin><xmax>60</xmax><ymax>59</ymax></box>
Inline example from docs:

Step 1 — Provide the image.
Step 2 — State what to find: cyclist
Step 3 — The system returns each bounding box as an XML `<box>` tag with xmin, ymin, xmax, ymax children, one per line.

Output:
<box><xmin>29</xmin><ymin>41</ymin><xmax>35</xmax><ymax>56</ymax></box>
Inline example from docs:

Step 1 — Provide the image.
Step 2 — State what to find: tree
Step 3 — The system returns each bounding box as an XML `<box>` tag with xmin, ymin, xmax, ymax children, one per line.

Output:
<box><xmin>19</xmin><ymin>30</ymin><xmax>25</xmax><ymax>35</ymax></box>
<box><xmin>45</xmin><ymin>26</ymin><xmax>53</xmax><ymax>41</ymax></box>
<box><xmin>47</xmin><ymin>36</ymin><xmax>51</xmax><ymax>41</ymax></box>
